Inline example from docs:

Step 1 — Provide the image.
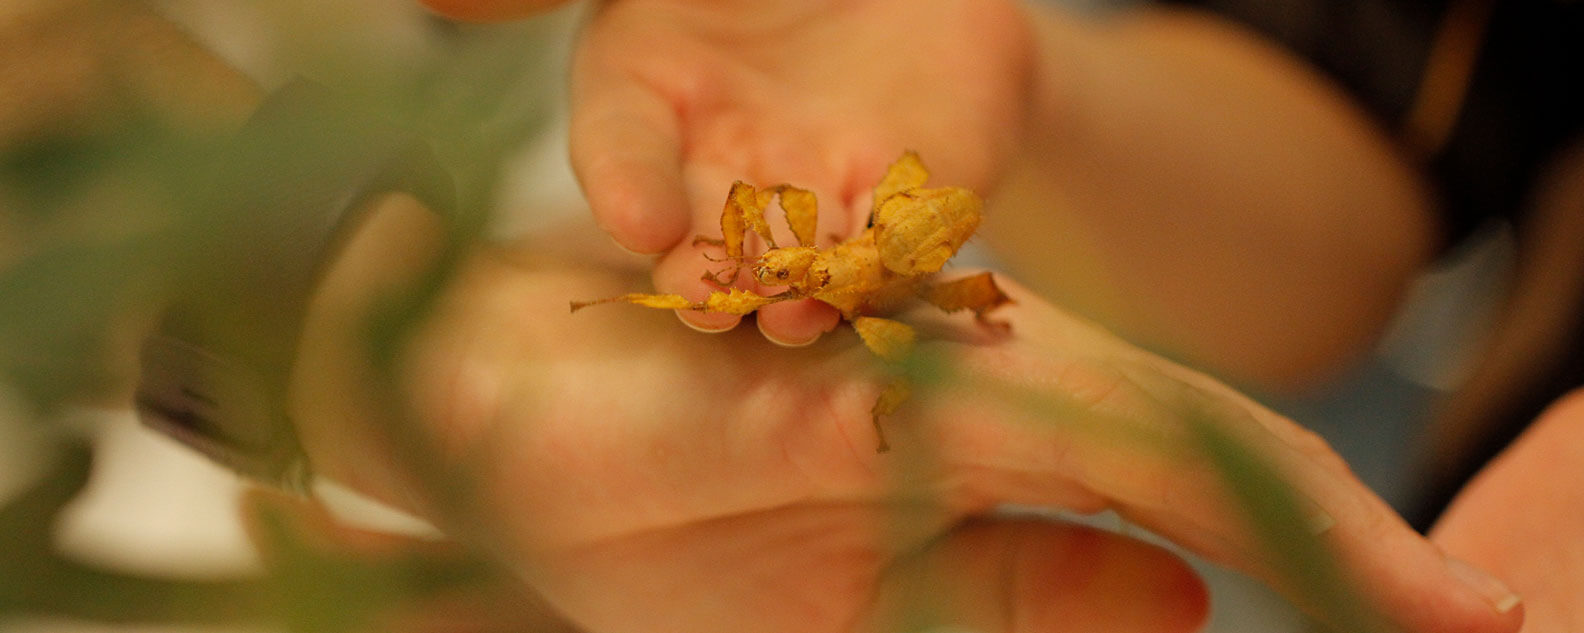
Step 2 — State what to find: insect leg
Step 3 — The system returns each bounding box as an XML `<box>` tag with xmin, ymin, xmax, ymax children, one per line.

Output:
<box><xmin>852</xmin><ymin>316</ymin><xmax>918</xmax><ymax>453</ymax></box>
<box><xmin>920</xmin><ymin>272</ymin><xmax>1012</xmax><ymax>322</ymax></box>
<box><xmin>869</xmin><ymin>379</ymin><xmax>909</xmax><ymax>452</ymax></box>
<box><xmin>570</xmin><ymin>293</ymin><xmax>695</xmax><ymax>313</ymax></box>
<box><xmin>723</xmin><ymin>181</ymin><xmax>779</xmax><ymax>254</ymax></box>
<box><xmin>768</xmin><ymin>184</ymin><xmax>819</xmax><ymax>247</ymax></box>
<box><xmin>851</xmin><ymin>316</ymin><xmax>917</xmax><ymax>362</ymax></box>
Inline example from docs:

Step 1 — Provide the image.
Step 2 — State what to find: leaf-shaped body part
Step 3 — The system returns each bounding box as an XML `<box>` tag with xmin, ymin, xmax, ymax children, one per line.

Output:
<box><xmin>570</xmin><ymin>293</ymin><xmax>694</xmax><ymax>312</ymax></box>
<box><xmin>871</xmin><ymin>151</ymin><xmax>931</xmax><ymax>216</ymax></box>
<box><xmin>772</xmin><ymin>185</ymin><xmax>819</xmax><ymax>247</ymax></box>
<box><xmin>851</xmin><ymin>316</ymin><xmax>916</xmax><ymax>363</ymax></box>
<box><xmin>704</xmin><ymin>288</ymin><xmax>780</xmax><ymax>315</ymax></box>
<box><xmin>921</xmin><ymin>271</ymin><xmax>1011</xmax><ymax>316</ymax></box>
<box><xmin>722</xmin><ymin>181</ymin><xmax>779</xmax><ymax>258</ymax></box>
<box><xmin>872</xmin><ymin>187</ymin><xmax>982</xmax><ymax>276</ymax></box>
<box><xmin>570</xmin><ymin>288</ymin><xmax>781</xmax><ymax>316</ymax></box>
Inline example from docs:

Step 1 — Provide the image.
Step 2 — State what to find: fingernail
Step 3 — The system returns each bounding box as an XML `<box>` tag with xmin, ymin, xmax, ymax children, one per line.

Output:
<box><xmin>606</xmin><ymin>233</ymin><xmax>660</xmax><ymax>257</ymax></box>
<box><xmin>611</xmin><ymin>238</ymin><xmax>643</xmax><ymax>256</ymax></box>
<box><xmin>758</xmin><ymin>317</ymin><xmax>820</xmax><ymax>347</ymax></box>
<box><xmin>1445</xmin><ymin>557</ymin><xmax>1521</xmax><ymax>614</ymax></box>
<box><xmin>676</xmin><ymin>310</ymin><xmax>737</xmax><ymax>333</ymax></box>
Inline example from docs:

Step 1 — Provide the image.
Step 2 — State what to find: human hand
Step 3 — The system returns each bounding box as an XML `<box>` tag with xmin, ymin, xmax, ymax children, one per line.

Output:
<box><xmin>1432</xmin><ymin>389</ymin><xmax>1584</xmax><ymax>633</ymax></box>
<box><xmin>556</xmin><ymin>0</ymin><xmax>1034</xmax><ymax>344</ymax></box>
<box><xmin>293</xmin><ymin>220</ymin><xmax>1204</xmax><ymax>633</ymax></box>
<box><xmin>291</xmin><ymin>214</ymin><xmax>1523</xmax><ymax>633</ymax></box>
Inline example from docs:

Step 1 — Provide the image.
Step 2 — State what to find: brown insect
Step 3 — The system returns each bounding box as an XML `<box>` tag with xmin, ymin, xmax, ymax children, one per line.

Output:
<box><xmin>572</xmin><ymin>152</ymin><xmax>1011</xmax><ymax>450</ymax></box>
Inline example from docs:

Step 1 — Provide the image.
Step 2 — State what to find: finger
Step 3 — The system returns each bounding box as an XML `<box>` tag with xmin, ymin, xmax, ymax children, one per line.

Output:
<box><xmin>1112</xmin><ymin>358</ymin><xmax>1525</xmax><ymax>633</ymax></box>
<box><xmin>654</xmin><ymin>238</ymin><xmax>742</xmax><ymax>332</ymax></box>
<box><xmin>656</xmin><ymin>160</ymin><xmax>841</xmax><ymax>336</ymax></box>
<box><xmin>756</xmin><ymin>299</ymin><xmax>841</xmax><ymax>347</ymax></box>
<box><xmin>418</xmin><ymin>0</ymin><xmax>573</xmax><ymax>22</ymax></box>
<box><xmin>569</xmin><ymin>45</ymin><xmax>690</xmax><ymax>255</ymax></box>
<box><xmin>918</xmin><ymin>346</ymin><xmax>1523</xmax><ymax>633</ymax></box>
<box><xmin>1432</xmin><ymin>390</ymin><xmax>1584</xmax><ymax>632</ymax></box>
<box><xmin>865</xmin><ymin>518</ymin><xmax>1207</xmax><ymax>633</ymax></box>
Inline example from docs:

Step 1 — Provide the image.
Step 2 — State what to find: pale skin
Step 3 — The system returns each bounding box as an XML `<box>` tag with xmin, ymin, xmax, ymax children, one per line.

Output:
<box><xmin>289</xmin><ymin>201</ymin><xmax>1520</xmax><ymax>633</ymax></box>
<box><xmin>0</xmin><ymin>2</ymin><xmax>1548</xmax><ymax>631</ymax></box>
<box><xmin>562</xmin><ymin>0</ymin><xmax>1033</xmax><ymax>345</ymax></box>
<box><xmin>423</xmin><ymin>0</ymin><xmax>1434</xmax><ymax>391</ymax></box>
<box><xmin>1433</xmin><ymin>388</ymin><xmax>1584</xmax><ymax>633</ymax></box>
<box><xmin>406</xmin><ymin>1</ymin><xmax>1569</xmax><ymax>631</ymax></box>
<box><xmin>292</xmin><ymin>203</ymin><xmax>1210</xmax><ymax>633</ymax></box>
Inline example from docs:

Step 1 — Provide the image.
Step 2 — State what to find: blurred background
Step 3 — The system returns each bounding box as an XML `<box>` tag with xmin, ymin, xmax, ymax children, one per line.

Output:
<box><xmin>0</xmin><ymin>0</ymin><xmax>1517</xmax><ymax>631</ymax></box>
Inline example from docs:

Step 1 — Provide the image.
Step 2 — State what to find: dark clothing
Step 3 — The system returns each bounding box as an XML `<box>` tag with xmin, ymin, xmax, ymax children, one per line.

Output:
<box><xmin>1165</xmin><ymin>0</ymin><xmax>1584</xmax><ymax>528</ymax></box>
<box><xmin>1166</xmin><ymin>0</ymin><xmax>1583</xmax><ymax>244</ymax></box>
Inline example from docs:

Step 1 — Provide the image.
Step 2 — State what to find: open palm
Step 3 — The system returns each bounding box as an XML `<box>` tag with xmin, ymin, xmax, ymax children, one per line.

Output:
<box><xmin>291</xmin><ymin>213</ymin><xmax>1522</xmax><ymax>633</ymax></box>
<box><xmin>372</xmin><ymin>252</ymin><xmax>1204</xmax><ymax>633</ymax></box>
<box><xmin>567</xmin><ymin>0</ymin><xmax>1036</xmax><ymax>344</ymax></box>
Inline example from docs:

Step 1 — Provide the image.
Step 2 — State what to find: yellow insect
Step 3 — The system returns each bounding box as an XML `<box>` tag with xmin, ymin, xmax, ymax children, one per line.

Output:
<box><xmin>572</xmin><ymin>152</ymin><xmax>1011</xmax><ymax>449</ymax></box>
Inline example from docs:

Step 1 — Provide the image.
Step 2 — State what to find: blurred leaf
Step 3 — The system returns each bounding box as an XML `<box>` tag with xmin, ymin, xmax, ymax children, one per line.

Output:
<box><xmin>0</xmin><ymin>440</ymin><xmax>269</xmax><ymax>625</ymax></box>
<box><xmin>0</xmin><ymin>438</ymin><xmax>93</xmax><ymax>547</ymax></box>
<box><xmin>0</xmin><ymin>237</ymin><xmax>166</xmax><ymax>409</ymax></box>
<box><xmin>0</xmin><ymin>135</ymin><xmax>118</xmax><ymax>217</ymax></box>
<box><xmin>0</xmin><ymin>441</ymin><xmax>517</xmax><ymax>631</ymax></box>
<box><xmin>1185</xmin><ymin>412</ymin><xmax>1388</xmax><ymax>633</ymax></box>
<box><xmin>0</xmin><ymin>4</ymin><xmax>567</xmax><ymax>629</ymax></box>
<box><xmin>248</xmin><ymin>501</ymin><xmax>508</xmax><ymax>633</ymax></box>
<box><xmin>907</xmin><ymin>353</ymin><xmax>1390</xmax><ymax>632</ymax></box>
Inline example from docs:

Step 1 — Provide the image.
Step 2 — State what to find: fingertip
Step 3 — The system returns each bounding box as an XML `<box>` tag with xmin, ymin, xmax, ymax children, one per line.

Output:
<box><xmin>569</xmin><ymin>76</ymin><xmax>688</xmax><ymax>255</ymax></box>
<box><xmin>655</xmin><ymin>245</ymin><xmax>740</xmax><ymax>332</ymax></box>
<box><xmin>676</xmin><ymin>309</ymin><xmax>740</xmax><ymax>333</ymax></box>
<box><xmin>1444</xmin><ymin>557</ymin><xmax>1523</xmax><ymax>619</ymax></box>
<box><xmin>756</xmin><ymin>300</ymin><xmax>840</xmax><ymax>347</ymax></box>
<box><xmin>1340</xmin><ymin>528</ymin><xmax>1525</xmax><ymax>633</ymax></box>
<box><xmin>582</xmin><ymin>159</ymin><xmax>691</xmax><ymax>255</ymax></box>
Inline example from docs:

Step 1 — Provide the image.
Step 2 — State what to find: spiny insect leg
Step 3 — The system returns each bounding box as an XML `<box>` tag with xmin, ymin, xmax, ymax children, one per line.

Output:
<box><xmin>722</xmin><ymin>181</ymin><xmax>779</xmax><ymax>257</ymax></box>
<box><xmin>570</xmin><ymin>293</ymin><xmax>693</xmax><ymax>313</ymax></box>
<box><xmin>852</xmin><ymin>316</ymin><xmax>918</xmax><ymax>453</ymax></box>
<box><xmin>700</xmin><ymin>267</ymin><xmax>739</xmax><ymax>286</ymax></box>
<box><xmin>767</xmin><ymin>184</ymin><xmax>819</xmax><ymax>247</ymax></box>
<box><xmin>569</xmin><ymin>288</ymin><xmax>796</xmax><ymax>316</ymax></box>
<box><xmin>691</xmin><ymin>236</ymin><xmax>747</xmax><ymax>285</ymax></box>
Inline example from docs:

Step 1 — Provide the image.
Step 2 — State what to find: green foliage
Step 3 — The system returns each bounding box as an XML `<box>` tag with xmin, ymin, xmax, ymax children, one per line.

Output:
<box><xmin>1</xmin><ymin>2</ymin><xmax>1392</xmax><ymax>632</ymax></box>
<box><xmin>904</xmin><ymin>351</ymin><xmax>1393</xmax><ymax>633</ymax></box>
<box><xmin>0</xmin><ymin>1</ymin><xmax>560</xmax><ymax>630</ymax></box>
